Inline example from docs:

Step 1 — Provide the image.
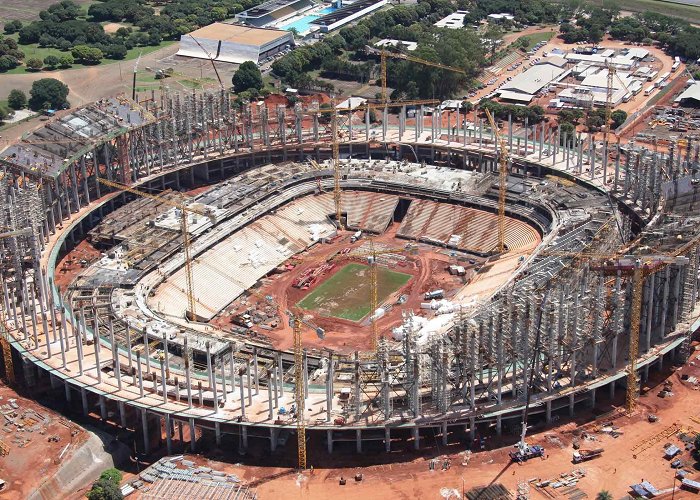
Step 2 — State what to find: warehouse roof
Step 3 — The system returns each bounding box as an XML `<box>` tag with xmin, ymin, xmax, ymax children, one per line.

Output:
<box><xmin>675</xmin><ymin>82</ymin><xmax>700</xmax><ymax>105</ymax></box>
<box><xmin>499</xmin><ymin>63</ymin><xmax>568</xmax><ymax>95</ymax></box>
<box><xmin>187</xmin><ymin>23</ymin><xmax>289</xmax><ymax>45</ymax></box>
<box><xmin>498</xmin><ymin>90</ymin><xmax>534</xmax><ymax>103</ymax></box>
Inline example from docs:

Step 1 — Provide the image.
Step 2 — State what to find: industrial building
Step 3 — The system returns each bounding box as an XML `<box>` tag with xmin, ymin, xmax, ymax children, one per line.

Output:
<box><xmin>0</xmin><ymin>86</ymin><xmax>698</xmax><ymax>475</ymax></box>
<box><xmin>434</xmin><ymin>10</ymin><xmax>469</xmax><ymax>29</ymax></box>
<box><xmin>374</xmin><ymin>39</ymin><xmax>417</xmax><ymax>51</ymax></box>
<box><xmin>312</xmin><ymin>0</ymin><xmax>387</xmax><ymax>33</ymax></box>
<box><xmin>497</xmin><ymin>58</ymin><xmax>570</xmax><ymax>103</ymax></box>
<box><xmin>234</xmin><ymin>0</ymin><xmax>313</xmax><ymax>27</ymax></box>
<box><xmin>675</xmin><ymin>82</ymin><xmax>700</xmax><ymax>107</ymax></box>
<box><xmin>176</xmin><ymin>23</ymin><xmax>293</xmax><ymax>64</ymax></box>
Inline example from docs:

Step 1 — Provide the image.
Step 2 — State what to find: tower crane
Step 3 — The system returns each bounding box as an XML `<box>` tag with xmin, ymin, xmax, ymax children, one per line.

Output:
<box><xmin>603</xmin><ymin>61</ymin><xmax>632</xmax><ymax>144</ymax></box>
<box><xmin>97</xmin><ymin>178</ymin><xmax>216</xmax><ymax>321</ymax></box>
<box><xmin>192</xmin><ymin>256</ymin><xmax>316</xmax><ymax>470</ymax></box>
<box><xmin>539</xmin><ymin>248</ymin><xmax>691</xmax><ymax>412</ymax></box>
<box><xmin>484</xmin><ymin>108</ymin><xmax>508</xmax><ymax>254</ymax></box>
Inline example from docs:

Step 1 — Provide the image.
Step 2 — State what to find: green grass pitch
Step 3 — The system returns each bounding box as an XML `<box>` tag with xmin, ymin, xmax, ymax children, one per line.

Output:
<box><xmin>296</xmin><ymin>263</ymin><xmax>412</xmax><ymax>321</ymax></box>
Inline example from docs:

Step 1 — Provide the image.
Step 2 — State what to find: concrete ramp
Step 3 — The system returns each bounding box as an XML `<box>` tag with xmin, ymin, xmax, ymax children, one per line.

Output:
<box><xmin>29</xmin><ymin>428</ymin><xmax>130</xmax><ymax>500</ymax></box>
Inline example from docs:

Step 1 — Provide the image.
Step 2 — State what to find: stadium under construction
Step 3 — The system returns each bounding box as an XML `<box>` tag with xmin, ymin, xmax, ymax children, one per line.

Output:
<box><xmin>0</xmin><ymin>90</ymin><xmax>699</xmax><ymax>460</ymax></box>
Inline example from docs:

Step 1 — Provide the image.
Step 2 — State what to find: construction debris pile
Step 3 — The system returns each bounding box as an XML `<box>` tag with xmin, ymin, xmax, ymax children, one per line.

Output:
<box><xmin>130</xmin><ymin>455</ymin><xmax>256</xmax><ymax>499</ymax></box>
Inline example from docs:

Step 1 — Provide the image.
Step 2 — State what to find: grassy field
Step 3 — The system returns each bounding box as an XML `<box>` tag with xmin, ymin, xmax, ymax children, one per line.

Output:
<box><xmin>3</xmin><ymin>39</ymin><xmax>175</xmax><ymax>75</ymax></box>
<box><xmin>0</xmin><ymin>0</ymin><xmax>93</xmax><ymax>24</ymax></box>
<box><xmin>615</xmin><ymin>0</ymin><xmax>700</xmax><ymax>22</ymax></box>
<box><xmin>517</xmin><ymin>31</ymin><xmax>556</xmax><ymax>50</ymax></box>
<box><xmin>297</xmin><ymin>263</ymin><xmax>412</xmax><ymax>322</ymax></box>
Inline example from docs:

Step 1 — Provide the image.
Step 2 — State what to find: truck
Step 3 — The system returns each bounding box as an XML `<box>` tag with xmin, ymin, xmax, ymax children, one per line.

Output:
<box><xmin>424</xmin><ymin>289</ymin><xmax>444</xmax><ymax>300</ymax></box>
<box><xmin>509</xmin><ymin>444</ymin><xmax>545</xmax><ymax>463</ymax></box>
<box><xmin>350</xmin><ymin>230</ymin><xmax>362</xmax><ymax>243</ymax></box>
<box><xmin>572</xmin><ymin>448</ymin><xmax>604</xmax><ymax>463</ymax></box>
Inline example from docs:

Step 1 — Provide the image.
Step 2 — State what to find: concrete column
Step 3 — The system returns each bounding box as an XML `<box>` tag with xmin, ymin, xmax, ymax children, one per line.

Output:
<box><xmin>136</xmin><ymin>352</ymin><xmax>144</xmax><ymax>398</ymax></box>
<box><xmin>93</xmin><ymin>333</ymin><xmax>102</xmax><ymax>383</ymax></box>
<box><xmin>119</xmin><ymin>401</ymin><xmax>127</xmax><ymax>428</ymax></box>
<box><xmin>384</xmin><ymin>427</ymin><xmax>391</xmax><ymax>452</ymax></box>
<box><xmin>241</xmin><ymin>426</ymin><xmax>248</xmax><ymax>449</ymax></box>
<box><xmin>253</xmin><ymin>348</ymin><xmax>259</xmax><ymax>395</ymax></box>
<box><xmin>270</xmin><ymin>427</ymin><xmax>277</xmax><ymax>452</ymax></box>
<box><xmin>81</xmin><ymin>387</ymin><xmax>88</xmax><ymax>416</ymax></box>
<box><xmin>441</xmin><ymin>421</ymin><xmax>448</xmax><ymax>446</ymax></box>
<box><xmin>189</xmin><ymin>418</ymin><xmax>196</xmax><ymax>452</ymax></box>
<box><xmin>412</xmin><ymin>427</ymin><xmax>420</xmax><ymax>450</ymax></box>
<box><xmin>141</xmin><ymin>410</ymin><xmax>149</xmax><ymax>454</ymax></box>
<box><xmin>165</xmin><ymin>414</ymin><xmax>173</xmax><ymax>455</ymax></box>
<box><xmin>546</xmin><ymin>400</ymin><xmax>552</xmax><ymax>423</ymax></box>
<box><xmin>496</xmin><ymin>415</ymin><xmax>502</xmax><ymax>436</ymax></box>
<box><xmin>327</xmin><ymin>429</ymin><xmax>333</xmax><ymax>454</ymax></box>
<box><xmin>356</xmin><ymin>429</ymin><xmax>362</xmax><ymax>453</ymax></box>
<box><xmin>569</xmin><ymin>393</ymin><xmax>575</xmax><ymax>417</ymax></box>
<box><xmin>267</xmin><ymin>369</ymin><xmax>274</xmax><ymax>420</ymax></box>
<box><xmin>239</xmin><ymin>368</ymin><xmax>246</xmax><ymax>419</ymax></box>
<box><xmin>215</xmin><ymin>421</ymin><xmax>221</xmax><ymax>447</ymax></box>
<box><xmin>160</xmin><ymin>359</ymin><xmax>168</xmax><ymax>404</ymax></box>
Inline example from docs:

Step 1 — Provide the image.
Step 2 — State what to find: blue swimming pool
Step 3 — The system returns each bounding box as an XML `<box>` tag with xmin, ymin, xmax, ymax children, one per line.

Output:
<box><xmin>280</xmin><ymin>7</ymin><xmax>336</xmax><ymax>34</ymax></box>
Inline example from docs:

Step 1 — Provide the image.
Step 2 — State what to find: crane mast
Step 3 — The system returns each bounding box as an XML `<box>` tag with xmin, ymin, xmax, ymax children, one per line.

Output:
<box><xmin>330</xmin><ymin>103</ymin><xmax>343</xmax><ymax>230</ymax></box>
<box><xmin>292</xmin><ymin>314</ymin><xmax>307</xmax><ymax>469</ymax></box>
<box><xmin>97</xmin><ymin>178</ymin><xmax>212</xmax><ymax>321</ymax></box>
<box><xmin>484</xmin><ymin>108</ymin><xmax>508</xmax><ymax>254</ymax></box>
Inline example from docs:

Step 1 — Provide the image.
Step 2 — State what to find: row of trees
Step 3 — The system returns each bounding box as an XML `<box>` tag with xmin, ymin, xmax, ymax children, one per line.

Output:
<box><xmin>556</xmin><ymin>5</ymin><xmax>700</xmax><ymax>60</ymax></box>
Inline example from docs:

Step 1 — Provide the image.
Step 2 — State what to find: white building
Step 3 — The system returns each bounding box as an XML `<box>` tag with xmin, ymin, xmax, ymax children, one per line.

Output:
<box><xmin>487</xmin><ymin>13</ymin><xmax>515</xmax><ymax>23</ymax></box>
<box><xmin>177</xmin><ymin>23</ymin><xmax>293</xmax><ymax>64</ymax></box>
<box><xmin>497</xmin><ymin>61</ymin><xmax>570</xmax><ymax>103</ymax></box>
<box><xmin>434</xmin><ymin>10</ymin><xmax>469</xmax><ymax>29</ymax></box>
<box><xmin>374</xmin><ymin>39</ymin><xmax>418</xmax><ymax>51</ymax></box>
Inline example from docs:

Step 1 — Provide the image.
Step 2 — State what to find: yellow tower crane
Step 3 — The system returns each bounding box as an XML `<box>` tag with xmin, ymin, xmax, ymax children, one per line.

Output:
<box><xmin>290</xmin><ymin>313</ymin><xmax>306</xmax><ymax>469</ymax></box>
<box><xmin>539</xmin><ymin>248</ymin><xmax>691</xmax><ymax>413</ymax></box>
<box><xmin>603</xmin><ymin>61</ymin><xmax>632</xmax><ymax>148</ymax></box>
<box><xmin>334</xmin><ymin>241</ymin><xmax>417</xmax><ymax>351</ymax></box>
<box><xmin>192</xmin><ymin>256</ymin><xmax>312</xmax><ymax>470</ymax></box>
<box><xmin>97</xmin><ymin>178</ymin><xmax>216</xmax><ymax>321</ymax></box>
<box><xmin>484</xmin><ymin>108</ymin><xmax>508</xmax><ymax>254</ymax></box>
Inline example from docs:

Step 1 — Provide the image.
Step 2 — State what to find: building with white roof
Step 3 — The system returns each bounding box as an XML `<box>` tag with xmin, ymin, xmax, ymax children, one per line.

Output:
<box><xmin>497</xmin><ymin>61</ymin><xmax>569</xmax><ymax>103</ymax></box>
<box><xmin>674</xmin><ymin>83</ymin><xmax>700</xmax><ymax>107</ymax></box>
<box><xmin>336</xmin><ymin>97</ymin><xmax>367</xmax><ymax>110</ymax></box>
<box><xmin>434</xmin><ymin>10</ymin><xmax>469</xmax><ymax>29</ymax></box>
<box><xmin>375</xmin><ymin>39</ymin><xmax>418</xmax><ymax>51</ymax></box>
<box><xmin>488</xmin><ymin>13</ymin><xmax>515</xmax><ymax>22</ymax></box>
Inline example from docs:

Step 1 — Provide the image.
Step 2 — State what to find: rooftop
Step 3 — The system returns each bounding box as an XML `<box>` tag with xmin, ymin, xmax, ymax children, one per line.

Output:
<box><xmin>434</xmin><ymin>10</ymin><xmax>469</xmax><ymax>29</ymax></box>
<box><xmin>499</xmin><ymin>63</ymin><xmax>568</xmax><ymax>96</ymax></box>
<box><xmin>313</xmin><ymin>0</ymin><xmax>384</xmax><ymax>27</ymax></box>
<box><xmin>236</xmin><ymin>0</ymin><xmax>301</xmax><ymax>18</ymax></box>
<box><xmin>187</xmin><ymin>22</ymin><xmax>290</xmax><ymax>44</ymax></box>
<box><xmin>675</xmin><ymin>82</ymin><xmax>700</xmax><ymax>104</ymax></box>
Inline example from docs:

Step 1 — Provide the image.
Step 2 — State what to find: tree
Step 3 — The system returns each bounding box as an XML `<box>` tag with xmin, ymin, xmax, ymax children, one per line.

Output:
<box><xmin>86</xmin><ymin>477</ymin><xmax>123</xmax><ymax>500</ymax></box>
<box><xmin>0</xmin><ymin>104</ymin><xmax>10</xmax><ymax>124</ymax></box>
<box><xmin>232</xmin><ymin>61</ymin><xmax>263</xmax><ymax>93</ymax></box>
<box><xmin>43</xmin><ymin>55</ymin><xmax>60</xmax><ymax>69</ymax></box>
<box><xmin>7</xmin><ymin>89</ymin><xmax>27</xmax><ymax>110</ymax></box>
<box><xmin>71</xmin><ymin>45</ymin><xmax>103</xmax><ymax>64</ymax></box>
<box><xmin>58</xmin><ymin>54</ymin><xmax>74</xmax><ymax>68</ymax></box>
<box><xmin>596</xmin><ymin>491</ymin><xmax>613</xmax><ymax>500</ymax></box>
<box><xmin>26</xmin><ymin>58</ymin><xmax>43</xmax><ymax>71</ymax></box>
<box><xmin>611</xmin><ymin>109</ymin><xmax>627</xmax><ymax>129</ymax></box>
<box><xmin>99</xmin><ymin>468</ymin><xmax>122</xmax><ymax>484</ymax></box>
<box><xmin>0</xmin><ymin>55</ymin><xmax>17</xmax><ymax>72</ymax></box>
<box><xmin>3</xmin><ymin>20</ymin><xmax>22</xmax><ymax>34</ymax></box>
<box><xmin>28</xmin><ymin>78</ymin><xmax>69</xmax><ymax>111</ymax></box>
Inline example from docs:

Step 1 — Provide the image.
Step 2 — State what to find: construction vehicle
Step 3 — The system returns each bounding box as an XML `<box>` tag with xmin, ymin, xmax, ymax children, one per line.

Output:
<box><xmin>97</xmin><ymin>178</ymin><xmax>216</xmax><ymax>321</ymax></box>
<box><xmin>572</xmin><ymin>448</ymin><xmax>604</xmax><ymax>463</ymax></box>
<box><xmin>484</xmin><ymin>108</ymin><xmax>508</xmax><ymax>254</ymax></box>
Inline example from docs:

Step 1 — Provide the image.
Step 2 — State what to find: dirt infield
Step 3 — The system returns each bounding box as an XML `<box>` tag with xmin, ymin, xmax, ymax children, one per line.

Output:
<box><xmin>296</xmin><ymin>263</ymin><xmax>412</xmax><ymax>321</ymax></box>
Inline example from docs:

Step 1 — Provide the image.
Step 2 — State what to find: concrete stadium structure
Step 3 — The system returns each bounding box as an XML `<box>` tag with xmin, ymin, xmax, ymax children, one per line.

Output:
<box><xmin>0</xmin><ymin>90</ymin><xmax>699</xmax><ymax>457</ymax></box>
